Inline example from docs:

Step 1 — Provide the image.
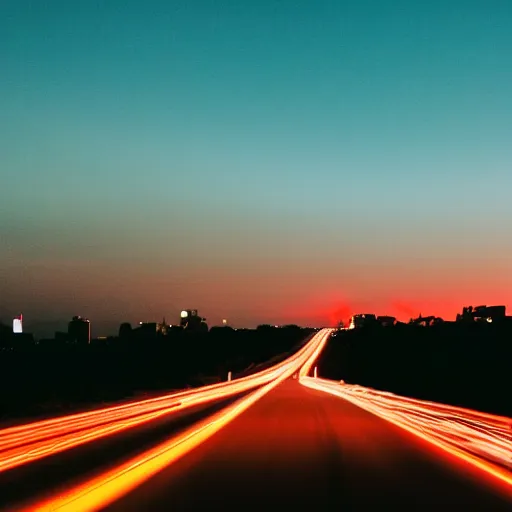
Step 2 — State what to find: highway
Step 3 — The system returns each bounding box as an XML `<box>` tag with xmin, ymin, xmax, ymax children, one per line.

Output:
<box><xmin>1</xmin><ymin>328</ymin><xmax>510</xmax><ymax>511</ymax></box>
<box><xmin>301</xmin><ymin>377</ymin><xmax>512</xmax><ymax>482</ymax></box>
<box><xmin>0</xmin><ymin>392</ymin><xmax>251</xmax><ymax>511</ymax></box>
<box><xmin>0</xmin><ymin>330</ymin><xmax>325</xmax><ymax>476</ymax></box>
<box><xmin>101</xmin><ymin>380</ymin><xmax>511</xmax><ymax>511</ymax></box>
<box><xmin>0</xmin><ymin>329</ymin><xmax>331</xmax><ymax>511</ymax></box>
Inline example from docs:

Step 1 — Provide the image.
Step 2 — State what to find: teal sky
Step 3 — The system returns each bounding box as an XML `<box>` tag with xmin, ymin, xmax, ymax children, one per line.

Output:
<box><xmin>1</xmin><ymin>1</ymin><xmax>511</xmax><ymax>336</ymax></box>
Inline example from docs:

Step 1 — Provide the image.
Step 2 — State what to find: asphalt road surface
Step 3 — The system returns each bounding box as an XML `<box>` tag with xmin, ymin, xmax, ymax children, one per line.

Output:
<box><xmin>0</xmin><ymin>393</ymin><xmax>250</xmax><ymax>511</ymax></box>
<box><xmin>107</xmin><ymin>379</ymin><xmax>511</xmax><ymax>512</ymax></box>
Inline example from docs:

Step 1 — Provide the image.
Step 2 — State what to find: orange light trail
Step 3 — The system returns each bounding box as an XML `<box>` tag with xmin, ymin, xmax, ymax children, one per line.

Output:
<box><xmin>300</xmin><ymin>377</ymin><xmax>512</xmax><ymax>489</ymax></box>
<box><xmin>19</xmin><ymin>329</ymin><xmax>333</xmax><ymax>512</ymax></box>
<box><xmin>0</xmin><ymin>332</ymin><xmax>325</xmax><ymax>474</ymax></box>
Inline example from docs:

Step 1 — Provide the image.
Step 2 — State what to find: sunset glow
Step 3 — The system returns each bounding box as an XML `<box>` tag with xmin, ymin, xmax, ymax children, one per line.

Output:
<box><xmin>2</xmin><ymin>2</ymin><xmax>512</xmax><ymax>335</ymax></box>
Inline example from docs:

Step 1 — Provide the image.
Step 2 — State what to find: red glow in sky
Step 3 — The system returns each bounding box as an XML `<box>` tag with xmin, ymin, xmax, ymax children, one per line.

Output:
<box><xmin>2</xmin><ymin>253</ymin><xmax>512</xmax><ymax>335</ymax></box>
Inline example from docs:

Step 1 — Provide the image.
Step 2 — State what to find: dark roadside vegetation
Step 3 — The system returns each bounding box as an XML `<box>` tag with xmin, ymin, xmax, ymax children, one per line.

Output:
<box><xmin>0</xmin><ymin>324</ymin><xmax>315</xmax><ymax>422</ymax></box>
<box><xmin>318</xmin><ymin>322</ymin><xmax>512</xmax><ymax>417</ymax></box>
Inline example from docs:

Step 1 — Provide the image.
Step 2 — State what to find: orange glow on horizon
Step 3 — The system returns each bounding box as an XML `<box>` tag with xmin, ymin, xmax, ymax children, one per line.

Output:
<box><xmin>281</xmin><ymin>294</ymin><xmax>512</xmax><ymax>326</ymax></box>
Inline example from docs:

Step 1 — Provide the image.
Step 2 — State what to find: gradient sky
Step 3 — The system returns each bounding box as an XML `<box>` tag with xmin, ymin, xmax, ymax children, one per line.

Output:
<box><xmin>1</xmin><ymin>1</ymin><xmax>512</xmax><ymax>336</ymax></box>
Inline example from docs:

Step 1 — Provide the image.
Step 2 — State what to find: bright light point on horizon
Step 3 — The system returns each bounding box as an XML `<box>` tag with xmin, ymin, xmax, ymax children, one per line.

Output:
<box><xmin>181</xmin><ymin>311</ymin><xmax>188</xmax><ymax>318</ymax></box>
<box><xmin>13</xmin><ymin>316</ymin><xmax>23</xmax><ymax>334</ymax></box>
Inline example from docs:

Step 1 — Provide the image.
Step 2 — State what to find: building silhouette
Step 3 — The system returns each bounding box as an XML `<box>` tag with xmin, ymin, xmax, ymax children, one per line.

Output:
<box><xmin>376</xmin><ymin>315</ymin><xmax>397</xmax><ymax>327</ymax></box>
<box><xmin>348</xmin><ymin>314</ymin><xmax>377</xmax><ymax>329</ymax></box>
<box><xmin>68</xmin><ymin>316</ymin><xmax>91</xmax><ymax>344</ymax></box>
<box><xmin>410</xmin><ymin>314</ymin><xmax>443</xmax><ymax>327</ymax></box>
<box><xmin>457</xmin><ymin>305</ymin><xmax>506</xmax><ymax>323</ymax></box>
<box><xmin>180</xmin><ymin>310</ymin><xmax>197</xmax><ymax>328</ymax></box>
<box><xmin>138</xmin><ymin>322</ymin><xmax>158</xmax><ymax>335</ymax></box>
<box><xmin>119</xmin><ymin>322</ymin><xmax>132</xmax><ymax>339</ymax></box>
<box><xmin>180</xmin><ymin>310</ymin><xmax>208</xmax><ymax>332</ymax></box>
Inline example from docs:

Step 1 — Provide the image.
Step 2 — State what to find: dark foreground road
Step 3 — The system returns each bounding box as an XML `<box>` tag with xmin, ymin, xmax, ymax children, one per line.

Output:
<box><xmin>107</xmin><ymin>379</ymin><xmax>511</xmax><ymax>512</ymax></box>
<box><xmin>0</xmin><ymin>393</ymin><xmax>251</xmax><ymax>511</ymax></box>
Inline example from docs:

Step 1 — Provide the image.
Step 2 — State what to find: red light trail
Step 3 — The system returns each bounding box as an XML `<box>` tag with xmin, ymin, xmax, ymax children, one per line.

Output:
<box><xmin>300</xmin><ymin>377</ymin><xmax>512</xmax><ymax>488</ymax></box>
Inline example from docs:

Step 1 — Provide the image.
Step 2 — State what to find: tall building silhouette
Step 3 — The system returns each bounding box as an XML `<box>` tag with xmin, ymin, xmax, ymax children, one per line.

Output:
<box><xmin>119</xmin><ymin>322</ymin><xmax>132</xmax><ymax>339</ymax></box>
<box><xmin>68</xmin><ymin>316</ymin><xmax>91</xmax><ymax>344</ymax></box>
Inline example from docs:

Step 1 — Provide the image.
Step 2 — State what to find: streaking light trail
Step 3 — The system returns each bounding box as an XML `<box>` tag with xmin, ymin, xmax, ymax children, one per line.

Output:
<box><xmin>300</xmin><ymin>377</ymin><xmax>512</xmax><ymax>489</ymax></box>
<box><xmin>0</xmin><ymin>333</ymin><xmax>321</xmax><ymax>474</ymax></box>
<box><xmin>17</xmin><ymin>329</ymin><xmax>334</xmax><ymax>512</ymax></box>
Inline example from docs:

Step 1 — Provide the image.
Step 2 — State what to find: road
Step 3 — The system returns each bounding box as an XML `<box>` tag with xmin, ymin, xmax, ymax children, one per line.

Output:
<box><xmin>103</xmin><ymin>379</ymin><xmax>511</xmax><ymax>511</ymax></box>
<box><xmin>0</xmin><ymin>329</ymin><xmax>326</xmax><ymax>479</ymax></box>
<box><xmin>2</xmin><ymin>329</ymin><xmax>333</xmax><ymax>511</ymax></box>
<box><xmin>2</xmin><ymin>328</ymin><xmax>510</xmax><ymax>511</ymax></box>
<box><xmin>302</xmin><ymin>377</ymin><xmax>512</xmax><ymax>478</ymax></box>
<box><xmin>0</xmin><ymin>393</ymin><xmax>250</xmax><ymax>511</ymax></box>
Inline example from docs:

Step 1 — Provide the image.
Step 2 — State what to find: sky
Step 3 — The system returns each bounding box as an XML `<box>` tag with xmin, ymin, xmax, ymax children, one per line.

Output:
<box><xmin>1</xmin><ymin>1</ymin><xmax>512</xmax><ymax>336</ymax></box>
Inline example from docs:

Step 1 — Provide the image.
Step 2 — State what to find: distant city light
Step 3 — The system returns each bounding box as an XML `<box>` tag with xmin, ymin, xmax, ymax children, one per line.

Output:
<box><xmin>222</xmin><ymin>319</ymin><xmax>227</xmax><ymax>325</ymax></box>
<box><xmin>13</xmin><ymin>314</ymin><xmax>23</xmax><ymax>334</ymax></box>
